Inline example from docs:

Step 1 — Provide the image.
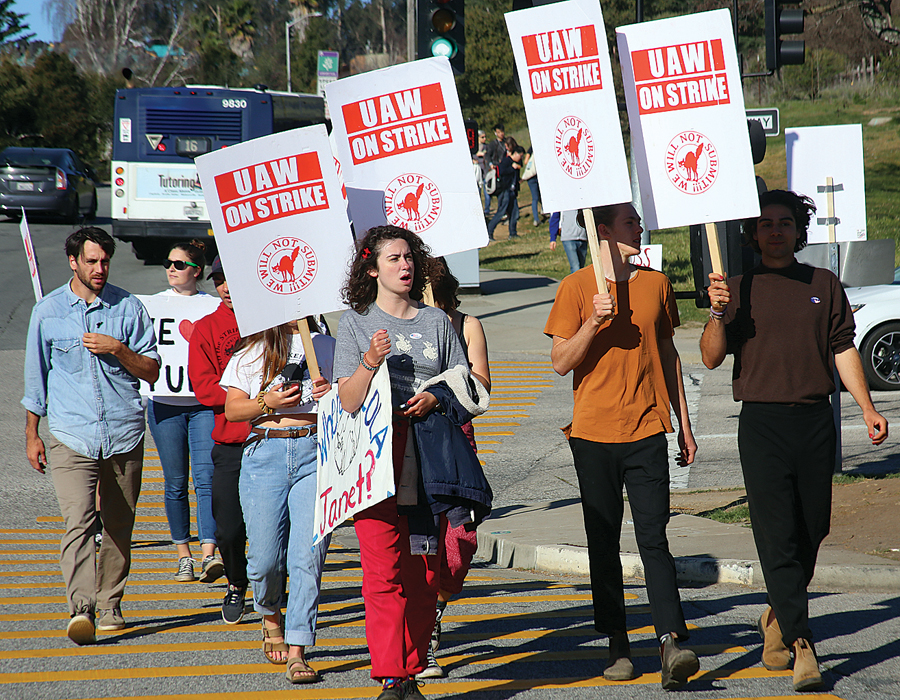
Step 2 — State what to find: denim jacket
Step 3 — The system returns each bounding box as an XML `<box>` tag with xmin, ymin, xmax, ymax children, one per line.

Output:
<box><xmin>22</xmin><ymin>281</ymin><xmax>160</xmax><ymax>459</ymax></box>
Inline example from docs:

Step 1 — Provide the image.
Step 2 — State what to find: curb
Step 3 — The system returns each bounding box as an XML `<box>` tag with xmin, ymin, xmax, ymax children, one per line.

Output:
<box><xmin>476</xmin><ymin>532</ymin><xmax>900</xmax><ymax>591</ymax></box>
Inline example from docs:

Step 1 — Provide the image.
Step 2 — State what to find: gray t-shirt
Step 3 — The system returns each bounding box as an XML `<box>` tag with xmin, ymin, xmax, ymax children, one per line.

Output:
<box><xmin>334</xmin><ymin>303</ymin><xmax>468</xmax><ymax>408</ymax></box>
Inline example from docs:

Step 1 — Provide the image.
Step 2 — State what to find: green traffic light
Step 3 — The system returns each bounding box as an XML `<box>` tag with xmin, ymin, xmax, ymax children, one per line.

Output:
<box><xmin>431</xmin><ymin>36</ymin><xmax>457</xmax><ymax>59</ymax></box>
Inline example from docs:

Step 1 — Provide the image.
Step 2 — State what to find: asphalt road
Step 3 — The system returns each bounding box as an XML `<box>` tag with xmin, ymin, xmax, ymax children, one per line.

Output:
<box><xmin>1</xmin><ymin>192</ymin><xmax>899</xmax><ymax>699</ymax></box>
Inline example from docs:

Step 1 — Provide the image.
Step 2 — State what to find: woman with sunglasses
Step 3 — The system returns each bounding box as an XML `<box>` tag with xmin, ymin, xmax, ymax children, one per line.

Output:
<box><xmin>148</xmin><ymin>241</ymin><xmax>225</xmax><ymax>583</ymax></box>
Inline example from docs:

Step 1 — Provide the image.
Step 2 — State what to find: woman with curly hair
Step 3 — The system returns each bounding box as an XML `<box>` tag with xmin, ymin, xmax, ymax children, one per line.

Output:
<box><xmin>222</xmin><ymin>318</ymin><xmax>335</xmax><ymax>684</ymax></box>
<box><xmin>333</xmin><ymin>226</ymin><xmax>490</xmax><ymax>700</ymax></box>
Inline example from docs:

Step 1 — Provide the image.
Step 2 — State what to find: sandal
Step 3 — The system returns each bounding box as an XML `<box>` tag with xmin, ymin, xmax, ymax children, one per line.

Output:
<box><xmin>286</xmin><ymin>654</ymin><xmax>320</xmax><ymax>684</ymax></box>
<box><xmin>262</xmin><ymin>618</ymin><xmax>288</xmax><ymax>665</ymax></box>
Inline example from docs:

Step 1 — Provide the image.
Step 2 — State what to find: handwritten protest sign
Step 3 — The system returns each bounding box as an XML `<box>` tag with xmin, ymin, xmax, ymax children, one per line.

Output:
<box><xmin>136</xmin><ymin>294</ymin><xmax>220</xmax><ymax>397</ymax></box>
<box><xmin>326</xmin><ymin>57</ymin><xmax>488</xmax><ymax>256</ymax></box>
<box><xmin>194</xmin><ymin>125</ymin><xmax>355</xmax><ymax>337</ymax></box>
<box><xmin>617</xmin><ymin>10</ymin><xmax>759</xmax><ymax>232</ymax></box>
<box><xmin>314</xmin><ymin>364</ymin><xmax>394</xmax><ymax>543</ymax></box>
<box><xmin>786</xmin><ymin>124</ymin><xmax>867</xmax><ymax>244</ymax></box>
<box><xmin>20</xmin><ymin>211</ymin><xmax>42</xmax><ymax>302</ymax></box>
<box><xmin>505</xmin><ymin>0</ymin><xmax>631</xmax><ymax>213</ymax></box>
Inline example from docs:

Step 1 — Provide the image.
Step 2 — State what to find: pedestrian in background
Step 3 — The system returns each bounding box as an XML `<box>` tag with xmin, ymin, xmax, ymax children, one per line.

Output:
<box><xmin>223</xmin><ymin>318</ymin><xmax>335</xmax><ymax>682</ymax></box>
<box><xmin>545</xmin><ymin>203</ymin><xmax>700</xmax><ymax>689</ymax></box>
<box><xmin>549</xmin><ymin>210</ymin><xmax>588</xmax><ymax>274</ymax></box>
<box><xmin>147</xmin><ymin>240</ymin><xmax>223</xmax><ymax>584</ymax></box>
<box><xmin>418</xmin><ymin>257</ymin><xmax>492</xmax><ymax>679</ymax></box>
<box><xmin>522</xmin><ymin>146</ymin><xmax>542</xmax><ymax>226</ymax></box>
<box><xmin>23</xmin><ymin>227</ymin><xmax>160</xmax><ymax>645</ymax></box>
<box><xmin>487</xmin><ymin>139</ymin><xmax>523</xmax><ymax>241</ymax></box>
<box><xmin>188</xmin><ymin>259</ymin><xmax>251</xmax><ymax>625</ymax></box>
<box><xmin>700</xmin><ymin>189</ymin><xmax>889</xmax><ymax>692</ymax></box>
<box><xmin>483</xmin><ymin>123</ymin><xmax>507</xmax><ymax>216</ymax></box>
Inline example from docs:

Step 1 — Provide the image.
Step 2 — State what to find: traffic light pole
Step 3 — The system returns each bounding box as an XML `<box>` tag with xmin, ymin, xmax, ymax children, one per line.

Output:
<box><xmin>407</xmin><ymin>0</ymin><xmax>415</xmax><ymax>62</ymax></box>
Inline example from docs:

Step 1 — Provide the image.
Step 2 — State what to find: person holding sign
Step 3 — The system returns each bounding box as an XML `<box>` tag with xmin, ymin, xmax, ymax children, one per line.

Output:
<box><xmin>544</xmin><ymin>203</ymin><xmax>699</xmax><ymax>689</ymax></box>
<box><xmin>222</xmin><ymin>319</ymin><xmax>335</xmax><ymax>683</ymax></box>
<box><xmin>699</xmin><ymin>190</ymin><xmax>889</xmax><ymax>692</ymax></box>
<box><xmin>146</xmin><ymin>240</ymin><xmax>224</xmax><ymax>585</ymax></box>
<box><xmin>334</xmin><ymin>226</ymin><xmax>488</xmax><ymax>700</ymax></box>
<box><xmin>419</xmin><ymin>257</ymin><xmax>492</xmax><ymax>679</ymax></box>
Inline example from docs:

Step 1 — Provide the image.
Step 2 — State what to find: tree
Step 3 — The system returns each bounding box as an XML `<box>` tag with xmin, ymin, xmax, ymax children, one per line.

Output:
<box><xmin>0</xmin><ymin>0</ymin><xmax>34</xmax><ymax>49</ymax></box>
<box><xmin>28</xmin><ymin>52</ymin><xmax>100</xmax><ymax>161</ymax></box>
<box><xmin>0</xmin><ymin>59</ymin><xmax>35</xmax><ymax>147</ymax></box>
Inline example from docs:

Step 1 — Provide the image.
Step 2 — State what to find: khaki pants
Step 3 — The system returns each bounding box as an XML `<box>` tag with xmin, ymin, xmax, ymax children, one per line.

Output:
<box><xmin>48</xmin><ymin>437</ymin><xmax>143</xmax><ymax>615</ymax></box>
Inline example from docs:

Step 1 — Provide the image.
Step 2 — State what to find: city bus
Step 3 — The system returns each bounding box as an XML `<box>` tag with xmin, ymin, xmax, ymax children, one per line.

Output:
<box><xmin>111</xmin><ymin>86</ymin><xmax>326</xmax><ymax>259</ymax></box>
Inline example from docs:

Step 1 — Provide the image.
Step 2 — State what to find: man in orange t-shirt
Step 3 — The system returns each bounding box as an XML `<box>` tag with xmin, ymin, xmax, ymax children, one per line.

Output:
<box><xmin>544</xmin><ymin>202</ymin><xmax>699</xmax><ymax>690</ymax></box>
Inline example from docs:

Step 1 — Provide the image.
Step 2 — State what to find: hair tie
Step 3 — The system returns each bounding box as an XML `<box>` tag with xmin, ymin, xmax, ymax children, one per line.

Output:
<box><xmin>362</xmin><ymin>247</ymin><xmax>372</xmax><ymax>259</ymax></box>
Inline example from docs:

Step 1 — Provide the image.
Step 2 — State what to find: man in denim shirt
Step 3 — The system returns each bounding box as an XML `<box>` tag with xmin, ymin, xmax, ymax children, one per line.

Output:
<box><xmin>22</xmin><ymin>228</ymin><xmax>160</xmax><ymax>645</ymax></box>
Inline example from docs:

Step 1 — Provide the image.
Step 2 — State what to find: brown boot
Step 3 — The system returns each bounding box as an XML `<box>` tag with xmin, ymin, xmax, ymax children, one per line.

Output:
<box><xmin>757</xmin><ymin>606</ymin><xmax>791</xmax><ymax>671</ymax></box>
<box><xmin>603</xmin><ymin>630</ymin><xmax>635</xmax><ymax>681</ymax></box>
<box><xmin>792</xmin><ymin>638</ymin><xmax>823</xmax><ymax>691</ymax></box>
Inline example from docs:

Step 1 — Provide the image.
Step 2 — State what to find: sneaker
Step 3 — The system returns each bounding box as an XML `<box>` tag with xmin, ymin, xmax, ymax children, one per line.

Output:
<box><xmin>198</xmin><ymin>555</ymin><xmax>225</xmax><ymax>583</ymax></box>
<box><xmin>376</xmin><ymin>678</ymin><xmax>404</xmax><ymax>700</ymax></box>
<box><xmin>175</xmin><ymin>556</ymin><xmax>196</xmax><ymax>582</ymax></box>
<box><xmin>94</xmin><ymin>532</ymin><xmax>103</xmax><ymax>548</ymax></box>
<box><xmin>416</xmin><ymin>643</ymin><xmax>446</xmax><ymax>679</ymax></box>
<box><xmin>96</xmin><ymin>605</ymin><xmax>125</xmax><ymax>631</ymax></box>
<box><xmin>66</xmin><ymin>610</ymin><xmax>95</xmax><ymax>645</ymax></box>
<box><xmin>222</xmin><ymin>583</ymin><xmax>247</xmax><ymax>625</ymax></box>
<box><xmin>660</xmin><ymin>633</ymin><xmax>700</xmax><ymax>689</ymax></box>
<box><xmin>402</xmin><ymin>677</ymin><xmax>427</xmax><ymax>699</ymax></box>
<box><xmin>431</xmin><ymin>603</ymin><xmax>444</xmax><ymax>652</ymax></box>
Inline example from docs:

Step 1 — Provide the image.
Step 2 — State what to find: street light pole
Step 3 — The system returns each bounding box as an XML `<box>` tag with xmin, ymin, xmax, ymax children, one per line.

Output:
<box><xmin>285</xmin><ymin>13</ymin><xmax>322</xmax><ymax>93</ymax></box>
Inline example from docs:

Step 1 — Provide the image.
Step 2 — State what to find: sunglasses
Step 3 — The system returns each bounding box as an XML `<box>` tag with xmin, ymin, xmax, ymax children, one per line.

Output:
<box><xmin>164</xmin><ymin>259</ymin><xmax>200</xmax><ymax>270</ymax></box>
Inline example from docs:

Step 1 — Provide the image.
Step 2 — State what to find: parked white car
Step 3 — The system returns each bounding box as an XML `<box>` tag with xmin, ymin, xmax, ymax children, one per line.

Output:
<box><xmin>845</xmin><ymin>268</ymin><xmax>900</xmax><ymax>391</ymax></box>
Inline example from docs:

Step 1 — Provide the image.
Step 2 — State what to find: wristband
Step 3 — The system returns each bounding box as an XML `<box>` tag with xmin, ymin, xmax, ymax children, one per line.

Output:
<box><xmin>361</xmin><ymin>355</ymin><xmax>379</xmax><ymax>372</ymax></box>
<box><xmin>257</xmin><ymin>391</ymin><xmax>275</xmax><ymax>415</ymax></box>
<box><xmin>709</xmin><ymin>307</ymin><xmax>725</xmax><ymax>318</ymax></box>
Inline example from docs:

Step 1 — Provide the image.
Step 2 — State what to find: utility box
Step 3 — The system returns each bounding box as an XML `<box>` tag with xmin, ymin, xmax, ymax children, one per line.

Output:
<box><xmin>795</xmin><ymin>239</ymin><xmax>896</xmax><ymax>288</ymax></box>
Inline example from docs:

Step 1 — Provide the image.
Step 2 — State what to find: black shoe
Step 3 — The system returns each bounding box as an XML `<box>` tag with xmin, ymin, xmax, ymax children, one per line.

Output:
<box><xmin>376</xmin><ymin>679</ymin><xmax>405</xmax><ymax>700</ymax></box>
<box><xmin>660</xmin><ymin>633</ymin><xmax>699</xmax><ymax>689</ymax></box>
<box><xmin>402</xmin><ymin>678</ymin><xmax>427</xmax><ymax>699</ymax></box>
<box><xmin>221</xmin><ymin>584</ymin><xmax>246</xmax><ymax>625</ymax></box>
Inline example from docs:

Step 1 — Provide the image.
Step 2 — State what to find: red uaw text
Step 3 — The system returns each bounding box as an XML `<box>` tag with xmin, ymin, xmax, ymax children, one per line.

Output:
<box><xmin>522</xmin><ymin>25</ymin><xmax>602</xmax><ymax>99</ymax></box>
<box><xmin>630</xmin><ymin>39</ymin><xmax>730</xmax><ymax>115</ymax></box>
<box><xmin>342</xmin><ymin>83</ymin><xmax>452</xmax><ymax>164</ymax></box>
<box><xmin>213</xmin><ymin>153</ymin><xmax>328</xmax><ymax>234</ymax></box>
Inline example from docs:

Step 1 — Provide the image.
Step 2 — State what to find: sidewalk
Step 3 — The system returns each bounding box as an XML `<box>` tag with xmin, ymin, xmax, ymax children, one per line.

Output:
<box><xmin>461</xmin><ymin>268</ymin><xmax>900</xmax><ymax>592</ymax></box>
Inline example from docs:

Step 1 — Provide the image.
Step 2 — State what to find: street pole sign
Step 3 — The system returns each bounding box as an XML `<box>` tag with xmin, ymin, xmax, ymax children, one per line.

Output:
<box><xmin>746</xmin><ymin>107</ymin><xmax>780</xmax><ymax>137</ymax></box>
<box><xmin>317</xmin><ymin>51</ymin><xmax>339</xmax><ymax>120</ymax></box>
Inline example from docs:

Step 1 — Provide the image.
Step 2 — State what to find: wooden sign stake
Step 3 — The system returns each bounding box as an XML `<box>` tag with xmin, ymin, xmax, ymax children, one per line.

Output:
<box><xmin>298</xmin><ymin>317</ymin><xmax>321</xmax><ymax>380</ymax></box>
<box><xmin>582</xmin><ymin>208</ymin><xmax>609</xmax><ymax>294</ymax></box>
<box><xmin>826</xmin><ymin>176</ymin><xmax>837</xmax><ymax>244</ymax></box>
<box><xmin>704</xmin><ymin>222</ymin><xmax>725</xmax><ymax>278</ymax></box>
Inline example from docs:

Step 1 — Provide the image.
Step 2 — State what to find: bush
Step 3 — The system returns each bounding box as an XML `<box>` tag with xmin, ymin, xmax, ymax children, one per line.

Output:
<box><xmin>780</xmin><ymin>48</ymin><xmax>848</xmax><ymax>99</ymax></box>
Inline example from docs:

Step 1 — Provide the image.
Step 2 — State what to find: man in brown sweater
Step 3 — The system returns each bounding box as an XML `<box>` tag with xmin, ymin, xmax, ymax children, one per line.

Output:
<box><xmin>699</xmin><ymin>189</ymin><xmax>888</xmax><ymax>692</ymax></box>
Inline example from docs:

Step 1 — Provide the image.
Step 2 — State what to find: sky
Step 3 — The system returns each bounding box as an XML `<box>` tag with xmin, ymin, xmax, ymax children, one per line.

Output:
<box><xmin>12</xmin><ymin>0</ymin><xmax>59</xmax><ymax>43</ymax></box>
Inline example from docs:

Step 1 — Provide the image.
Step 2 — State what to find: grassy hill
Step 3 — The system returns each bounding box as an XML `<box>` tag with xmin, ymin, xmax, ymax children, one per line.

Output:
<box><xmin>481</xmin><ymin>94</ymin><xmax>900</xmax><ymax>324</ymax></box>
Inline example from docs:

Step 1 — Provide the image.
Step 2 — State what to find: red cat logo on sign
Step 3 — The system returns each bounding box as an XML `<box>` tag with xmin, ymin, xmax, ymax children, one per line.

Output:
<box><xmin>257</xmin><ymin>237</ymin><xmax>318</xmax><ymax>295</ymax></box>
<box><xmin>383</xmin><ymin>173</ymin><xmax>442</xmax><ymax>233</ymax></box>
<box><xmin>665</xmin><ymin>131</ymin><xmax>719</xmax><ymax>194</ymax></box>
<box><xmin>554</xmin><ymin>116</ymin><xmax>594</xmax><ymax>179</ymax></box>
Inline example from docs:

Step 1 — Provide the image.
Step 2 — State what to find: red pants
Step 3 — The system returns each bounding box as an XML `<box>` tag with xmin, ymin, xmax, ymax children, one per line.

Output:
<box><xmin>353</xmin><ymin>421</ymin><xmax>443</xmax><ymax>679</ymax></box>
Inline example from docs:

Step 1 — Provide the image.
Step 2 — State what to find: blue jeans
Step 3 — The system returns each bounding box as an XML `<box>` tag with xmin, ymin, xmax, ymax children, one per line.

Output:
<box><xmin>482</xmin><ymin>178</ymin><xmax>491</xmax><ymax>215</ymax></box>
<box><xmin>527</xmin><ymin>177</ymin><xmax>541</xmax><ymax>222</ymax></box>
<box><xmin>239</xmin><ymin>431</ymin><xmax>330</xmax><ymax>646</ymax></box>
<box><xmin>147</xmin><ymin>401</ymin><xmax>216</xmax><ymax>545</ymax></box>
<box><xmin>487</xmin><ymin>188</ymin><xmax>519</xmax><ymax>238</ymax></box>
<box><xmin>562</xmin><ymin>239</ymin><xmax>588</xmax><ymax>274</ymax></box>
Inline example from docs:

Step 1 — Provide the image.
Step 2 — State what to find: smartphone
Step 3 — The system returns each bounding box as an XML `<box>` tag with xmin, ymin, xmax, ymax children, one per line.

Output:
<box><xmin>398</xmin><ymin>401</ymin><xmax>410</xmax><ymax>410</ymax></box>
<box><xmin>283</xmin><ymin>380</ymin><xmax>301</xmax><ymax>392</ymax></box>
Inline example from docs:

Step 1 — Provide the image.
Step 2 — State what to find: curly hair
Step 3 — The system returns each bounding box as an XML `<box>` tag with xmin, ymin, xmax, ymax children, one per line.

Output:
<box><xmin>342</xmin><ymin>226</ymin><xmax>433</xmax><ymax>313</ymax></box>
<box><xmin>429</xmin><ymin>256</ymin><xmax>460</xmax><ymax>312</ymax></box>
<box><xmin>742</xmin><ymin>189</ymin><xmax>816</xmax><ymax>253</ymax></box>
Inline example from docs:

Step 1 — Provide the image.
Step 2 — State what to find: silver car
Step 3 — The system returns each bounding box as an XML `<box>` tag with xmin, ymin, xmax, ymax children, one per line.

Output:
<box><xmin>0</xmin><ymin>147</ymin><xmax>97</xmax><ymax>223</ymax></box>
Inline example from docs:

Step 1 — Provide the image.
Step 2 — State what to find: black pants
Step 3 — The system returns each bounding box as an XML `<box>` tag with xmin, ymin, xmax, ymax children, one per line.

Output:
<box><xmin>739</xmin><ymin>400</ymin><xmax>834</xmax><ymax>646</ymax></box>
<box><xmin>211</xmin><ymin>443</ymin><xmax>248</xmax><ymax>589</ymax></box>
<box><xmin>570</xmin><ymin>434</ymin><xmax>688</xmax><ymax>640</ymax></box>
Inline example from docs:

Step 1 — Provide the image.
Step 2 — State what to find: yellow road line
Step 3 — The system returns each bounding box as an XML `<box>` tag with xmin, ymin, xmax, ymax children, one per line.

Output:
<box><xmin>470</xmin><ymin>422</ymin><xmax>521</xmax><ymax>427</ymax></box>
<box><xmin>472</xmin><ymin>431</ymin><xmax>514</xmax><ymax>437</ymax></box>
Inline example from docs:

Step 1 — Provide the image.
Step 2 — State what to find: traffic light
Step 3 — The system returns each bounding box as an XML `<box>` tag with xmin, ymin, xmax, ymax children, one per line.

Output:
<box><xmin>765</xmin><ymin>0</ymin><xmax>805</xmax><ymax>71</ymax></box>
<box><xmin>417</xmin><ymin>0</ymin><xmax>465</xmax><ymax>75</ymax></box>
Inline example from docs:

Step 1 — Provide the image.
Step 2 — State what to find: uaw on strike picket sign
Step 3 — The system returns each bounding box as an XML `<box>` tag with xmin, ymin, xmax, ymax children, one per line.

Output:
<box><xmin>314</xmin><ymin>364</ymin><xmax>394</xmax><ymax>543</ymax></box>
<box><xmin>194</xmin><ymin>125</ymin><xmax>354</xmax><ymax>337</ymax></box>
<box><xmin>505</xmin><ymin>0</ymin><xmax>631</xmax><ymax>212</ymax></box>
<box><xmin>326</xmin><ymin>57</ymin><xmax>487</xmax><ymax>257</ymax></box>
<box><xmin>135</xmin><ymin>294</ymin><xmax>220</xmax><ymax>397</ymax></box>
<box><xmin>617</xmin><ymin>9</ymin><xmax>759</xmax><ymax>230</ymax></box>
